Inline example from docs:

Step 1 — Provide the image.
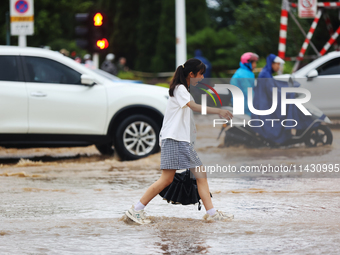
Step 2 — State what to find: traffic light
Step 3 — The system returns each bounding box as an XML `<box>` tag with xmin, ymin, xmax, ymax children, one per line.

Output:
<box><xmin>91</xmin><ymin>12</ymin><xmax>109</xmax><ymax>51</ymax></box>
<box><xmin>75</xmin><ymin>13</ymin><xmax>90</xmax><ymax>50</ymax></box>
<box><xmin>75</xmin><ymin>12</ymin><xmax>109</xmax><ymax>52</ymax></box>
<box><xmin>93</xmin><ymin>13</ymin><xmax>103</xmax><ymax>26</ymax></box>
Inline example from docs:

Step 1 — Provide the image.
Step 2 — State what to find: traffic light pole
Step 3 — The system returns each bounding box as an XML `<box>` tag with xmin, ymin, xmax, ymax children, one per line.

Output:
<box><xmin>6</xmin><ymin>12</ymin><xmax>10</xmax><ymax>45</ymax></box>
<box><xmin>93</xmin><ymin>53</ymin><xmax>99</xmax><ymax>69</ymax></box>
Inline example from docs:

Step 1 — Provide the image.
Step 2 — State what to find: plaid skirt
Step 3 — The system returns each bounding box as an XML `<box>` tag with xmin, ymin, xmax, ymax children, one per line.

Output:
<box><xmin>160</xmin><ymin>138</ymin><xmax>202</xmax><ymax>170</ymax></box>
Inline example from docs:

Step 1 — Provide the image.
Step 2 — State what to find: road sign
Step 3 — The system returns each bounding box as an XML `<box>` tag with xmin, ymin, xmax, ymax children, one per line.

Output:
<box><xmin>10</xmin><ymin>0</ymin><xmax>34</xmax><ymax>35</ymax></box>
<box><xmin>298</xmin><ymin>0</ymin><xmax>318</xmax><ymax>18</ymax></box>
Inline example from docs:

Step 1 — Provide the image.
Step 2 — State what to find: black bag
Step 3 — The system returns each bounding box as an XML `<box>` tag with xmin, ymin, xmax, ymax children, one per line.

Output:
<box><xmin>159</xmin><ymin>169</ymin><xmax>212</xmax><ymax>210</ymax></box>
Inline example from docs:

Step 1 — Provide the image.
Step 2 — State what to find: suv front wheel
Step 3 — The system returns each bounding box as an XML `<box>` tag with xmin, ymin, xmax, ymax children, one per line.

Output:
<box><xmin>114</xmin><ymin>114</ymin><xmax>160</xmax><ymax>160</ymax></box>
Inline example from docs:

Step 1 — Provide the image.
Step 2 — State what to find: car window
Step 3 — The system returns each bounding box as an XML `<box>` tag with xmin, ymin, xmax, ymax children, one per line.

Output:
<box><xmin>317</xmin><ymin>57</ymin><xmax>340</xmax><ymax>76</ymax></box>
<box><xmin>0</xmin><ymin>56</ymin><xmax>22</xmax><ymax>82</ymax></box>
<box><xmin>24</xmin><ymin>56</ymin><xmax>81</xmax><ymax>84</ymax></box>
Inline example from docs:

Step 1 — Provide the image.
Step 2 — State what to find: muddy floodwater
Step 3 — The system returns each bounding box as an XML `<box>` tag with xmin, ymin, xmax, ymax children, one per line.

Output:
<box><xmin>1</xmin><ymin>115</ymin><xmax>340</xmax><ymax>254</ymax></box>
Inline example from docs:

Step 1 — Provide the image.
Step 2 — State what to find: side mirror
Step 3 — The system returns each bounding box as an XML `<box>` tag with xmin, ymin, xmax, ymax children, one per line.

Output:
<box><xmin>306</xmin><ymin>69</ymin><xmax>318</xmax><ymax>79</ymax></box>
<box><xmin>81</xmin><ymin>74</ymin><xmax>96</xmax><ymax>86</ymax></box>
<box><xmin>288</xmin><ymin>77</ymin><xmax>294</xmax><ymax>87</ymax></box>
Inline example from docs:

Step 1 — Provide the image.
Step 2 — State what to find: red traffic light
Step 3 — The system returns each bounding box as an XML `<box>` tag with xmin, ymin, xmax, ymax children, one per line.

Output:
<box><xmin>96</xmin><ymin>38</ymin><xmax>109</xmax><ymax>49</ymax></box>
<box><xmin>93</xmin><ymin>13</ymin><xmax>103</xmax><ymax>26</ymax></box>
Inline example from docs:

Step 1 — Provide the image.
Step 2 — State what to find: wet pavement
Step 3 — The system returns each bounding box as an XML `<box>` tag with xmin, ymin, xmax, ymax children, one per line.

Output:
<box><xmin>1</xmin><ymin>115</ymin><xmax>340</xmax><ymax>254</ymax></box>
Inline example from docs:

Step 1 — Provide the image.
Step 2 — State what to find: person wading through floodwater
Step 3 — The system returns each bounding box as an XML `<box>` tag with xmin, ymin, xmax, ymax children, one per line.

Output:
<box><xmin>125</xmin><ymin>58</ymin><xmax>234</xmax><ymax>224</ymax></box>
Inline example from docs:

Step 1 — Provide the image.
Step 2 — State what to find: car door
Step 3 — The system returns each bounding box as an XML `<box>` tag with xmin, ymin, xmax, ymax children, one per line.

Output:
<box><xmin>0</xmin><ymin>55</ymin><xmax>28</xmax><ymax>133</ymax></box>
<box><xmin>304</xmin><ymin>57</ymin><xmax>340</xmax><ymax>116</ymax></box>
<box><xmin>22</xmin><ymin>56</ymin><xmax>107</xmax><ymax>135</ymax></box>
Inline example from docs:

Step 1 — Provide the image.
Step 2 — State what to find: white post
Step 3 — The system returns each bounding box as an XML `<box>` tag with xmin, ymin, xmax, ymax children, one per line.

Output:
<box><xmin>93</xmin><ymin>53</ymin><xmax>99</xmax><ymax>69</ymax></box>
<box><xmin>18</xmin><ymin>35</ymin><xmax>27</xmax><ymax>47</ymax></box>
<box><xmin>175</xmin><ymin>0</ymin><xmax>187</xmax><ymax>68</ymax></box>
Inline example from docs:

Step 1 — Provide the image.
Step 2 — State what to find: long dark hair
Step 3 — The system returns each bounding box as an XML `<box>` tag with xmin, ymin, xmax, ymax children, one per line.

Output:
<box><xmin>169</xmin><ymin>58</ymin><xmax>206</xmax><ymax>96</ymax></box>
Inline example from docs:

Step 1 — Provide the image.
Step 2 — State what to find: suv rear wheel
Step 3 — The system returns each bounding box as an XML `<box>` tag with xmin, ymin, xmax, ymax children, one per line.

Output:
<box><xmin>114</xmin><ymin>114</ymin><xmax>160</xmax><ymax>160</ymax></box>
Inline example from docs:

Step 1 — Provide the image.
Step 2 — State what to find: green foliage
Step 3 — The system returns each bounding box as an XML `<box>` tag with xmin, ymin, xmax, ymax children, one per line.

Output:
<box><xmin>117</xmin><ymin>71</ymin><xmax>137</xmax><ymax>80</ymax></box>
<box><xmin>110</xmin><ymin>0</ymin><xmax>140</xmax><ymax>69</ymax></box>
<box><xmin>134</xmin><ymin>0</ymin><xmax>162</xmax><ymax>72</ymax></box>
<box><xmin>155</xmin><ymin>83</ymin><xmax>170</xmax><ymax>88</ymax></box>
<box><xmin>187</xmin><ymin>27</ymin><xmax>239</xmax><ymax>75</ymax></box>
<box><xmin>283</xmin><ymin>61</ymin><xmax>294</xmax><ymax>74</ymax></box>
<box><xmin>230</xmin><ymin>0</ymin><xmax>282</xmax><ymax>61</ymax></box>
<box><xmin>207</xmin><ymin>0</ymin><xmax>241</xmax><ymax>28</ymax></box>
<box><xmin>151</xmin><ymin>0</ymin><xmax>176</xmax><ymax>72</ymax></box>
<box><xmin>0</xmin><ymin>1</ymin><xmax>11</xmax><ymax>46</ymax></box>
<box><xmin>256</xmin><ymin>58</ymin><xmax>268</xmax><ymax>70</ymax></box>
<box><xmin>186</xmin><ymin>0</ymin><xmax>209</xmax><ymax>34</ymax></box>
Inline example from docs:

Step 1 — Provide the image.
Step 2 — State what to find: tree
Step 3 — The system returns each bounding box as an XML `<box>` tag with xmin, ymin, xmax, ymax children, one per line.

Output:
<box><xmin>230</xmin><ymin>0</ymin><xmax>282</xmax><ymax>60</ymax></box>
<box><xmin>186</xmin><ymin>0</ymin><xmax>209</xmax><ymax>34</ymax></box>
<box><xmin>187</xmin><ymin>26</ymin><xmax>239</xmax><ymax>74</ymax></box>
<box><xmin>151</xmin><ymin>0</ymin><xmax>176</xmax><ymax>72</ymax></box>
<box><xmin>134</xmin><ymin>0</ymin><xmax>162</xmax><ymax>72</ymax></box>
<box><xmin>207</xmin><ymin>0</ymin><xmax>245</xmax><ymax>28</ymax></box>
<box><xmin>108</xmin><ymin>0</ymin><xmax>140</xmax><ymax>69</ymax></box>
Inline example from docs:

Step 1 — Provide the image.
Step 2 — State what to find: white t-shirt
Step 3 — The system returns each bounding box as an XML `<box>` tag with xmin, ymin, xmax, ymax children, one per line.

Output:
<box><xmin>159</xmin><ymin>84</ymin><xmax>196</xmax><ymax>144</ymax></box>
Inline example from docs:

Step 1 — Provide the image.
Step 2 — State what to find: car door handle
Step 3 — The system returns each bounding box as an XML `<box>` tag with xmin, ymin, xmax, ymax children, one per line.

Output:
<box><xmin>31</xmin><ymin>92</ymin><xmax>47</xmax><ymax>97</ymax></box>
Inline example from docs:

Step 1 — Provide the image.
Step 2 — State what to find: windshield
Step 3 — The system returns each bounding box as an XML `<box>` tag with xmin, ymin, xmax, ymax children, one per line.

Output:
<box><xmin>91</xmin><ymin>69</ymin><xmax>121</xmax><ymax>81</ymax></box>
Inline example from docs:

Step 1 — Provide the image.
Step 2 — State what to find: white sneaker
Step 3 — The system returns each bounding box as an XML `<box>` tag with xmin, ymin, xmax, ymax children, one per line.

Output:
<box><xmin>203</xmin><ymin>210</ymin><xmax>234</xmax><ymax>221</ymax></box>
<box><xmin>125</xmin><ymin>206</ymin><xmax>151</xmax><ymax>225</ymax></box>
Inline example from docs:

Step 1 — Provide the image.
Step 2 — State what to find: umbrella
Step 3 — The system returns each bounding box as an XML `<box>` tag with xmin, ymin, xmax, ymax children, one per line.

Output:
<box><xmin>159</xmin><ymin>169</ymin><xmax>212</xmax><ymax>210</ymax></box>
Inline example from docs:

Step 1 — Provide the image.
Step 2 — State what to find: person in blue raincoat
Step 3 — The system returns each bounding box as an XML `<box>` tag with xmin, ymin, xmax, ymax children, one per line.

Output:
<box><xmin>252</xmin><ymin>54</ymin><xmax>318</xmax><ymax>145</ymax></box>
<box><xmin>194</xmin><ymin>49</ymin><xmax>212</xmax><ymax>78</ymax></box>
<box><xmin>230</xmin><ymin>52</ymin><xmax>259</xmax><ymax>116</ymax></box>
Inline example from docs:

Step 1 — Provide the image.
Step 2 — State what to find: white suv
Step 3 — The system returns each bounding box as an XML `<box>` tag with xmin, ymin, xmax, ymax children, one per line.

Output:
<box><xmin>0</xmin><ymin>46</ymin><xmax>168</xmax><ymax>160</ymax></box>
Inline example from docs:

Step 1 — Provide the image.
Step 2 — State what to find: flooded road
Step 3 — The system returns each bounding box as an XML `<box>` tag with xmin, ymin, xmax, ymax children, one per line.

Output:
<box><xmin>1</xmin><ymin>115</ymin><xmax>340</xmax><ymax>254</ymax></box>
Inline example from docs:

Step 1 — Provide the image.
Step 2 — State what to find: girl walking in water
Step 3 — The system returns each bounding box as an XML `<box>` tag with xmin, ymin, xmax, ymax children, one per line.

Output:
<box><xmin>125</xmin><ymin>58</ymin><xmax>233</xmax><ymax>224</ymax></box>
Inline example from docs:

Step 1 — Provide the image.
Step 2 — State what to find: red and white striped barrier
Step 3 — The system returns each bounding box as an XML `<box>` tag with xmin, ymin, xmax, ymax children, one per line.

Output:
<box><xmin>323</xmin><ymin>12</ymin><xmax>340</xmax><ymax>50</ymax></box>
<box><xmin>318</xmin><ymin>2</ymin><xmax>340</xmax><ymax>7</ymax></box>
<box><xmin>281</xmin><ymin>1</ymin><xmax>340</xmax><ymax>62</ymax></box>
<box><xmin>320</xmin><ymin>26</ymin><xmax>340</xmax><ymax>55</ymax></box>
<box><xmin>290</xmin><ymin>2</ymin><xmax>340</xmax><ymax>8</ymax></box>
<box><xmin>278</xmin><ymin>9</ymin><xmax>289</xmax><ymax>59</ymax></box>
<box><xmin>298</xmin><ymin>9</ymin><xmax>322</xmax><ymax>58</ymax></box>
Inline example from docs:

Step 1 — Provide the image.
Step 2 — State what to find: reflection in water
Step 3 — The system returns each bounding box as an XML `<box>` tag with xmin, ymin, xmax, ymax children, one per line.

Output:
<box><xmin>0</xmin><ymin>145</ymin><xmax>109</xmax><ymax>164</ymax></box>
<box><xmin>154</xmin><ymin>218</ymin><xmax>209</xmax><ymax>254</ymax></box>
<box><xmin>123</xmin><ymin>216</ymin><xmax>210</xmax><ymax>254</ymax></box>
